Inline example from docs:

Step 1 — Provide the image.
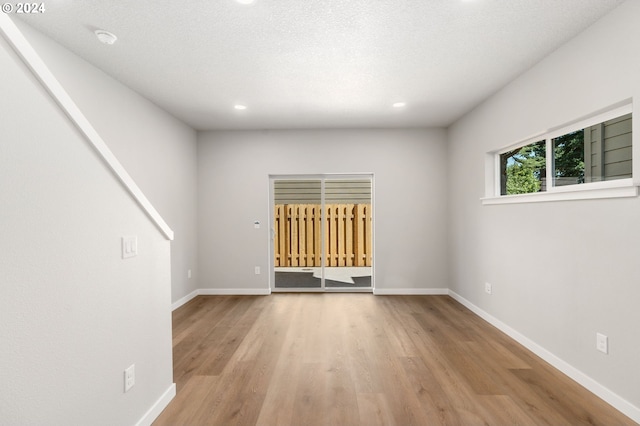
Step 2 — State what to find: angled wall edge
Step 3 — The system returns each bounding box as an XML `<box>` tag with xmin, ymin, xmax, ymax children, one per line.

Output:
<box><xmin>0</xmin><ymin>13</ymin><xmax>174</xmax><ymax>240</ymax></box>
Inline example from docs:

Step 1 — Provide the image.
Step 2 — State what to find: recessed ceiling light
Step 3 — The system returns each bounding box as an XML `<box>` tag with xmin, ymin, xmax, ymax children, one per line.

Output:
<box><xmin>234</xmin><ymin>104</ymin><xmax>247</xmax><ymax>110</ymax></box>
<box><xmin>392</xmin><ymin>102</ymin><xmax>406</xmax><ymax>108</ymax></box>
<box><xmin>94</xmin><ymin>30</ymin><xmax>118</xmax><ymax>45</ymax></box>
<box><xmin>236</xmin><ymin>0</ymin><xmax>255</xmax><ymax>4</ymax></box>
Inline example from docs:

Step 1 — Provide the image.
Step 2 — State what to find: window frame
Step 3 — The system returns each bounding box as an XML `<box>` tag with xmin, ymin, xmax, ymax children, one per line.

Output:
<box><xmin>483</xmin><ymin>102</ymin><xmax>637</xmax><ymax>205</ymax></box>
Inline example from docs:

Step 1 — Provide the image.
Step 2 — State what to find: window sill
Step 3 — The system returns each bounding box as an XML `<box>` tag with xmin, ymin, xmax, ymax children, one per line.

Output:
<box><xmin>481</xmin><ymin>181</ymin><xmax>639</xmax><ymax>205</ymax></box>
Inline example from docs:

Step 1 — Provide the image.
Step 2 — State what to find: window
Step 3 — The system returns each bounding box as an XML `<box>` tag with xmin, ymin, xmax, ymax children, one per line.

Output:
<box><xmin>485</xmin><ymin>103</ymin><xmax>635</xmax><ymax>204</ymax></box>
<box><xmin>557</xmin><ymin>113</ymin><xmax>633</xmax><ymax>185</ymax></box>
<box><xmin>500</xmin><ymin>140</ymin><xmax>546</xmax><ymax>195</ymax></box>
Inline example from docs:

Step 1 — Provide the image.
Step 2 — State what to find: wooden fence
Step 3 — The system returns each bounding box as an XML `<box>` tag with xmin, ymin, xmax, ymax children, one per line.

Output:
<box><xmin>274</xmin><ymin>204</ymin><xmax>372</xmax><ymax>267</ymax></box>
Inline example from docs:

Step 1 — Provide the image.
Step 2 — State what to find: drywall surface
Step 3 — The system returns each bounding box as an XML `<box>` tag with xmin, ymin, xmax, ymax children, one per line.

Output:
<box><xmin>0</xmin><ymin>32</ymin><xmax>173</xmax><ymax>425</ymax></box>
<box><xmin>15</xmin><ymin>21</ymin><xmax>199</xmax><ymax>304</ymax></box>
<box><xmin>448</xmin><ymin>0</ymin><xmax>640</xmax><ymax>412</ymax></box>
<box><xmin>198</xmin><ymin>128</ymin><xmax>448</xmax><ymax>292</ymax></box>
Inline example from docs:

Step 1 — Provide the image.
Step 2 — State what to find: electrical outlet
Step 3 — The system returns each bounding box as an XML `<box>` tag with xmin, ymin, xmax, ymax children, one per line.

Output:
<box><xmin>254</xmin><ymin>266</ymin><xmax>260</xmax><ymax>275</ymax></box>
<box><xmin>596</xmin><ymin>333</ymin><xmax>608</xmax><ymax>354</ymax></box>
<box><xmin>485</xmin><ymin>282</ymin><xmax>492</xmax><ymax>295</ymax></box>
<box><xmin>124</xmin><ymin>364</ymin><xmax>135</xmax><ymax>392</ymax></box>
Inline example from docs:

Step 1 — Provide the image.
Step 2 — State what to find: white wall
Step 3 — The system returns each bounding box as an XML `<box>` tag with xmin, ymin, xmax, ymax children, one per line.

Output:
<box><xmin>448</xmin><ymin>0</ymin><xmax>640</xmax><ymax>415</ymax></box>
<box><xmin>0</xmin><ymin>32</ymin><xmax>173</xmax><ymax>425</ymax></box>
<box><xmin>15</xmin><ymin>21</ymin><xmax>199</xmax><ymax>304</ymax></box>
<box><xmin>198</xmin><ymin>129</ymin><xmax>448</xmax><ymax>293</ymax></box>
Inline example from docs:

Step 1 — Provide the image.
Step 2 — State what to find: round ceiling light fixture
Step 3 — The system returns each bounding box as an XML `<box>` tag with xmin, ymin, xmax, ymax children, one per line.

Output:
<box><xmin>392</xmin><ymin>102</ymin><xmax>406</xmax><ymax>108</ymax></box>
<box><xmin>236</xmin><ymin>0</ymin><xmax>255</xmax><ymax>4</ymax></box>
<box><xmin>94</xmin><ymin>30</ymin><xmax>118</xmax><ymax>45</ymax></box>
<box><xmin>234</xmin><ymin>104</ymin><xmax>247</xmax><ymax>110</ymax></box>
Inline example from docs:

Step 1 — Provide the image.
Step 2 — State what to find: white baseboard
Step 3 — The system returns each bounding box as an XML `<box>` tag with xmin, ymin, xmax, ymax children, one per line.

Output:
<box><xmin>198</xmin><ymin>288</ymin><xmax>271</xmax><ymax>296</ymax></box>
<box><xmin>373</xmin><ymin>287</ymin><xmax>449</xmax><ymax>295</ymax></box>
<box><xmin>135</xmin><ymin>383</ymin><xmax>176</xmax><ymax>426</ymax></box>
<box><xmin>173</xmin><ymin>287</ymin><xmax>449</xmax><ymax>309</ymax></box>
<box><xmin>448</xmin><ymin>290</ymin><xmax>640</xmax><ymax>424</ymax></box>
<box><xmin>171</xmin><ymin>290</ymin><xmax>199</xmax><ymax>311</ymax></box>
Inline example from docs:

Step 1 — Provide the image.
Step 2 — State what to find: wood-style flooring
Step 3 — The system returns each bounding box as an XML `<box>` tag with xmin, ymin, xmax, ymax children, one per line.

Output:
<box><xmin>153</xmin><ymin>294</ymin><xmax>635</xmax><ymax>425</ymax></box>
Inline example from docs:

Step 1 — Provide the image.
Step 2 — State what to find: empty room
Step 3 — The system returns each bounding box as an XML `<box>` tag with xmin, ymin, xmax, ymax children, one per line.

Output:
<box><xmin>1</xmin><ymin>0</ymin><xmax>639</xmax><ymax>425</ymax></box>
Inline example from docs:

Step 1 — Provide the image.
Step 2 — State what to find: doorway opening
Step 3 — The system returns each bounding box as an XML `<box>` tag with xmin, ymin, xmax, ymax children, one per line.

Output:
<box><xmin>270</xmin><ymin>174</ymin><xmax>373</xmax><ymax>292</ymax></box>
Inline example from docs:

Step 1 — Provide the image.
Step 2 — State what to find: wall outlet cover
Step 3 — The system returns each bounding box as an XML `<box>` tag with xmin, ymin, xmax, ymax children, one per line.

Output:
<box><xmin>596</xmin><ymin>333</ymin><xmax>608</xmax><ymax>354</ymax></box>
<box><xmin>124</xmin><ymin>364</ymin><xmax>135</xmax><ymax>392</ymax></box>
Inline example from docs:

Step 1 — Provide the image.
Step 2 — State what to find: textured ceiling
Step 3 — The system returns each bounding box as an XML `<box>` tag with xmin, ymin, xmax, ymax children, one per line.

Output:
<box><xmin>17</xmin><ymin>0</ymin><xmax>625</xmax><ymax>130</ymax></box>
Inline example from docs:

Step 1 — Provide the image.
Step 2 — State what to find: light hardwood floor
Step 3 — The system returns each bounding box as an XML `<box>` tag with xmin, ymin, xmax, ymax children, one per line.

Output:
<box><xmin>153</xmin><ymin>294</ymin><xmax>635</xmax><ymax>425</ymax></box>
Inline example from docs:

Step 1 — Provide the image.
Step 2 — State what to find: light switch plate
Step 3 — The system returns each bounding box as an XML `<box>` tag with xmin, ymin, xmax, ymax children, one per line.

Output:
<box><xmin>122</xmin><ymin>236</ymin><xmax>137</xmax><ymax>259</ymax></box>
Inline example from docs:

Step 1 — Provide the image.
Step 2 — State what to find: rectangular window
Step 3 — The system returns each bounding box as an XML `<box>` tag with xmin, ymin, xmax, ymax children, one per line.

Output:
<box><xmin>500</xmin><ymin>140</ymin><xmax>546</xmax><ymax>195</ymax></box>
<box><xmin>552</xmin><ymin>113</ymin><xmax>632</xmax><ymax>187</ymax></box>
<box><xmin>488</xmin><ymin>104</ymin><xmax>634</xmax><ymax>204</ymax></box>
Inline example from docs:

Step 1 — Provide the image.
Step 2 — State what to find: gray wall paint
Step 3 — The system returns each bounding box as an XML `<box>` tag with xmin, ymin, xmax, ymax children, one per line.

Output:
<box><xmin>197</xmin><ymin>129</ymin><xmax>448</xmax><ymax>291</ymax></box>
<box><xmin>0</xmin><ymin>34</ymin><xmax>172</xmax><ymax>424</ymax></box>
<box><xmin>448</xmin><ymin>0</ymin><xmax>640</xmax><ymax>410</ymax></box>
<box><xmin>16</xmin><ymin>21</ymin><xmax>199</xmax><ymax>304</ymax></box>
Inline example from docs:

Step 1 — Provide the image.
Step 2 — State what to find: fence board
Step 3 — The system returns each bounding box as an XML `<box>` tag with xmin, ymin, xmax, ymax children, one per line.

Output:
<box><xmin>274</xmin><ymin>205</ymin><xmax>281</xmax><ymax>266</ymax></box>
<box><xmin>346</xmin><ymin>204</ymin><xmax>354</xmax><ymax>266</ymax></box>
<box><xmin>354</xmin><ymin>204</ymin><xmax>364</xmax><ymax>266</ymax></box>
<box><xmin>299</xmin><ymin>205</ymin><xmax>307</xmax><ymax>266</ymax></box>
<box><xmin>290</xmin><ymin>205</ymin><xmax>298</xmax><ymax>266</ymax></box>
<box><xmin>281</xmin><ymin>205</ymin><xmax>288</xmax><ymax>266</ymax></box>
<box><xmin>305</xmin><ymin>206</ymin><xmax>313</xmax><ymax>266</ymax></box>
<box><xmin>274</xmin><ymin>204</ymin><xmax>371</xmax><ymax>268</ymax></box>
<box><xmin>364</xmin><ymin>204</ymin><xmax>372</xmax><ymax>267</ymax></box>
<box><xmin>314</xmin><ymin>206</ymin><xmax>322</xmax><ymax>266</ymax></box>
<box><xmin>327</xmin><ymin>205</ymin><xmax>336</xmax><ymax>266</ymax></box>
<box><xmin>338</xmin><ymin>204</ymin><xmax>344</xmax><ymax>265</ymax></box>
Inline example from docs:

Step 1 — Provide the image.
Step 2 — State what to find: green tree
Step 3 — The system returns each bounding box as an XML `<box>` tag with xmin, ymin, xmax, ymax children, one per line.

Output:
<box><xmin>501</xmin><ymin>140</ymin><xmax>545</xmax><ymax>195</ymax></box>
<box><xmin>506</xmin><ymin>162</ymin><xmax>540</xmax><ymax>194</ymax></box>
<box><xmin>553</xmin><ymin>130</ymin><xmax>585</xmax><ymax>184</ymax></box>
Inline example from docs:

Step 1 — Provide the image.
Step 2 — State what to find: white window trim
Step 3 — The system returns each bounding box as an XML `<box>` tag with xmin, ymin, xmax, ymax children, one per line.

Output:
<box><xmin>483</xmin><ymin>102</ymin><xmax>637</xmax><ymax>205</ymax></box>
